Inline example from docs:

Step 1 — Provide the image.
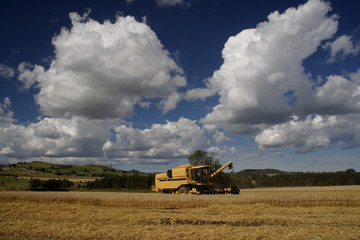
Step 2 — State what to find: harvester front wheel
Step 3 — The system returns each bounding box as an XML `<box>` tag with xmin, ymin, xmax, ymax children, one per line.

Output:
<box><xmin>178</xmin><ymin>186</ymin><xmax>190</xmax><ymax>195</ymax></box>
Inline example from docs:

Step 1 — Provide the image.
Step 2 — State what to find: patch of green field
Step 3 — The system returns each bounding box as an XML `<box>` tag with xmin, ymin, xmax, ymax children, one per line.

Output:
<box><xmin>0</xmin><ymin>176</ymin><xmax>30</xmax><ymax>191</ymax></box>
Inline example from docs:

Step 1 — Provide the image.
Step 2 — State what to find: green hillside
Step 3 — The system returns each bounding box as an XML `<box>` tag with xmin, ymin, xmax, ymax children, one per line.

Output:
<box><xmin>0</xmin><ymin>161</ymin><xmax>127</xmax><ymax>178</ymax></box>
<box><xmin>0</xmin><ymin>161</ymin><xmax>146</xmax><ymax>191</ymax></box>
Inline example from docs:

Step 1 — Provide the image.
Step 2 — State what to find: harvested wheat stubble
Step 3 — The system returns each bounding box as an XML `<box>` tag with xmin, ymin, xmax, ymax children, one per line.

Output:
<box><xmin>1</xmin><ymin>186</ymin><xmax>359</xmax><ymax>239</ymax></box>
<box><xmin>1</xmin><ymin>185</ymin><xmax>359</xmax><ymax>208</ymax></box>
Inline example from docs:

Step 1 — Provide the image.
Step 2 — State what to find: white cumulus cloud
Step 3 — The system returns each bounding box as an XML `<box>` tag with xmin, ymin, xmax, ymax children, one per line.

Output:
<box><xmin>0</xmin><ymin>118</ymin><xmax>112</xmax><ymax>162</ymax></box>
<box><xmin>0</xmin><ymin>98</ymin><xmax>211</xmax><ymax>165</ymax></box>
<box><xmin>18</xmin><ymin>12</ymin><xmax>186</xmax><ymax>119</ymax></box>
<box><xmin>155</xmin><ymin>0</ymin><xmax>191</xmax><ymax>8</ymax></box>
<box><xmin>199</xmin><ymin>0</ymin><xmax>338</xmax><ymax>130</ymax></box>
<box><xmin>255</xmin><ymin>114</ymin><xmax>360</xmax><ymax>152</ymax></box>
<box><xmin>212</xmin><ymin>130</ymin><xmax>231</xmax><ymax>145</ymax></box>
<box><xmin>0</xmin><ymin>64</ymin><xmax>14</xmax><ymax>78</ymax></box>
<box><xmin>102</xmin><ymin>117</ymin><xmax>209</xmax><ymax>163</ymax></box>
<box><xmin>0</xmin><ymin>97</ymin><xmax>116</xmax><ymax>163</ymax></box>
<box><xmin>313</xmin><ymin>73</ymin><xmax>360</xmax><ymax>114</ymax></box>
<box><xmin>324</xmin><ymin>34</ymin><xmax>360</xmax><ymax>62</ymax></box>
<box><xmin>186</xmin><ymin>0</ymin><xmax>360</xmax><ymax>153</ymax></box>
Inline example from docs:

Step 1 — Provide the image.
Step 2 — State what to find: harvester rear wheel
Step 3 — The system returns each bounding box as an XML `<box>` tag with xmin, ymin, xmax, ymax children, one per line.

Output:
<box><xmin>178</xmin><ymin>186</ymin><xmax>190</xmax><ymax>195</ymax></box>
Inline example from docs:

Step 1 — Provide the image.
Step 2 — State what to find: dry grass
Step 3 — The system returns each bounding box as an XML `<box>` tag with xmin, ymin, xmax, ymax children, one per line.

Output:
<box><xmin>1</xmin><ymin>186</ymin><xmax>359</xmax><ymax>239</ymax></box>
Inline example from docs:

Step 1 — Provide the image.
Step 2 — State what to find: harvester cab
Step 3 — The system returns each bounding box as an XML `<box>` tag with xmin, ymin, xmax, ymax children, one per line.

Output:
<box><xmin>152</xmin><ymin>161</ymin><xmax>239</xmax><ymax>194</ymax></box>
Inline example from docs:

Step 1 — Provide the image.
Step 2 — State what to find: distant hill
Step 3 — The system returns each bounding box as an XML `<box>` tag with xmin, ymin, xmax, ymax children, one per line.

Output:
<box><xmin>0</xmin><ymin>161</ymin><xmax>156</xmax><ymax>191</ymax></box>
<box><xmin>0</xmin><ymin>161</ymin><xmax>128</xmax><ymax>179</ymax></box>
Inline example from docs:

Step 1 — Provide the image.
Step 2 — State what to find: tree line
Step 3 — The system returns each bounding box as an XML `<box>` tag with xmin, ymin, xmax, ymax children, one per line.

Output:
<box><xmin>215</xmin><ymin>168</ymin><xmax>360</xmax><ymax>189</ymax></box>
<box><xmin>84</xmin><ymin>174</ymin><xmax>154</xmax><ymax>191</ymax></box>
<box><xmin>27</xmin><ymin>174</ymin><xmax>154</xmax><ymax>192</ymax></box>
<box><xmin>187</xmin><ymin>150</ymin><xmax>360</xmax><ymax>189</ymax></box>
<box><xmin>250</xmin><ymin>169</ymin><xmax>360</xmax><ymax>188</ymax></box>
<box><xmin>29</xmin><ymin>179</ymin><xmax>74</xmax><ymax>191</ymax></box>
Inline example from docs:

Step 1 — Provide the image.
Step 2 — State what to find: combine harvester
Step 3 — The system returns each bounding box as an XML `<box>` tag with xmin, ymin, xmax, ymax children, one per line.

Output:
<box><xmin>152</xmin><ymin>161</ymin><xmax>239</xmax><ymax>194</ymax></box>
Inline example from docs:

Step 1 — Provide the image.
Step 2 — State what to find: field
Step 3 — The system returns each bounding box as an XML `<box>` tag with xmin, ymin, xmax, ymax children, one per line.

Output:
<box><xmin>0</xmin><ymin>162</ymin><xmax>117</xmax><ymax>191</ymax></box>
<box><xmin>1</xmin><ymin>186</ymin><xmax>359</xmax><ymax>239</ymax></box>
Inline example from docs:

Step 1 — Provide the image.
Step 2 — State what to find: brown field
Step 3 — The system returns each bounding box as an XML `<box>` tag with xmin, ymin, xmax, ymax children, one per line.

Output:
<box><xmin>1</xmin><ymin>186</ymin><xmax>359</xmax><ymax>239</ymax></box>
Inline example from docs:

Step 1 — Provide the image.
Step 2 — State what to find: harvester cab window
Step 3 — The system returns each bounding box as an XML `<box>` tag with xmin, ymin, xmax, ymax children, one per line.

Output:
<box><xmin>167</xmin><ymin>169</ymin><xmax>172</xmax><ymax>178</ymax></box>
<box><xmin>191</xmin><ymin>167</ymin><xmax>210</xmax><ymax>184</ymax></box>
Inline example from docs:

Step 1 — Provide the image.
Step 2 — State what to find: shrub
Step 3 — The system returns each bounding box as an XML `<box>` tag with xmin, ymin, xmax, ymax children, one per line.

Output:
<box><xmin>28</xmin><ymin>179</ymin><xmax>74</xmax><ymax>191</ymax></box>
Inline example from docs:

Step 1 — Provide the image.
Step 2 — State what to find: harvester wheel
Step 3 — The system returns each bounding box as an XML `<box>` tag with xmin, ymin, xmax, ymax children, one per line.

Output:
<box><xmin>231</xmin><ymin>186</ymin><xmax>240</xmax><ymax>194</ymax></box>
<box><xmin>178</xmin><ymin>186</ymin><xmax>190</xmax><ymax>195</ymax></box>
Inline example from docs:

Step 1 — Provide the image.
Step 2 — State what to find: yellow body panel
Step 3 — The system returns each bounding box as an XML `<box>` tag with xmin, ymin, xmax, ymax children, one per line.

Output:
<box><xmin>154</xmin><ymin>166</ymin><xmax>192</xmax><ymax>192</ymax></box>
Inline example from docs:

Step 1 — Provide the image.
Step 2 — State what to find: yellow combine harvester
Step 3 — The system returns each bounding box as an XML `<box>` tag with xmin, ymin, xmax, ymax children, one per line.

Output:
<box><xmin>152</xmin><ymin>161</ymin><xmax>239</xmax><ymax>194</ymax></box>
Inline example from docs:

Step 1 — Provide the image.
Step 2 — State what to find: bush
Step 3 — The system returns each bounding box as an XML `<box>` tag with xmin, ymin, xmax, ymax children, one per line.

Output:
<box><xmin>29</xmin><ymin>179</ymin><xmax>74</xmax><ymax>191</ymax></box>
<box><xmin>85</xmin><ymin>174</ymin><xmax>155</xmax><ymax>191</ymax></box>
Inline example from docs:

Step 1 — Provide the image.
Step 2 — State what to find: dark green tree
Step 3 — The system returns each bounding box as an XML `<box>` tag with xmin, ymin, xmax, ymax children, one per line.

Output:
<box><xmin>187</xmin><ymin>150</ymin><xmax>221</xmax><ymax>172</ymax></box>
<box><xmin>28</xmin><ymin>179</ymin><xmax>73</xmax><ymax>191</ymax></box>
<box><xmin>29</xmin><ymin>179</ymin><xmax>43</xmax><ymax>191</ymax></box>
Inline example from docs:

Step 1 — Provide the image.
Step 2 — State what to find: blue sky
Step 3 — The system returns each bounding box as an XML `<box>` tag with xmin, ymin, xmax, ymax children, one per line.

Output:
<box><xmin>1</xmin><ymin>0</ymin><xmax>360</xmax><ymax>172</ymax></box>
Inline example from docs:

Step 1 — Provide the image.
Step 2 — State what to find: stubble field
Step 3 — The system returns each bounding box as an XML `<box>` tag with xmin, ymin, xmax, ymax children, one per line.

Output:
<box><xmin>1</xmin><ymin>186</ymin><xmax>359</xmax><ymax>239</ymax></box>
